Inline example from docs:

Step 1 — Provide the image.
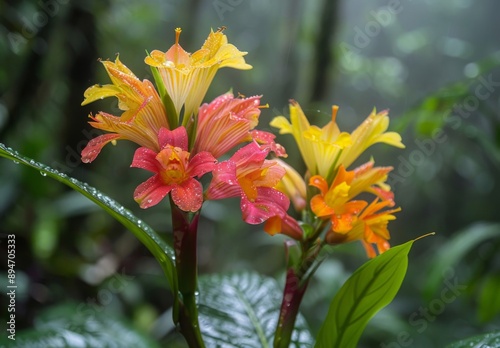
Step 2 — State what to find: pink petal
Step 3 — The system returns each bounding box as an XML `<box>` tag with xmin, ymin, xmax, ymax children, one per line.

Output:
<box><xmin>130</xmin><ymin>147</ymin><xmax>161</xmax><ymax>173</ymax></box>
<box><xmin>158</xmin><ymin>126</ymin><xmax>188</xmax><ymax>150</ymax></box>
<box><xmin>171</xmin><ymin>178</ymin><xmax>203</xmax><ymax>212</ymax></box>
<box><xmin>187</xmin><ymin>151</ymin><xmax>217</xmax><ymax>178</ymax></box>
<box><xmin>134</xmin><ymin>175</ymin><xmax>173</xmax><ymax>209</ymax></box>
<box><xmin>241</xmin><ymin>187</ymin><xmax>290</xmax><ymax>225</ymax></box>
<box><xmin>81</xmin><ymin>133</ymin><xmax>122</xmax><ymax>163</ymax></box>
<box><xmin>198</xmin><ymin>92</ymin><xmax>234</xmax><ymax>124</ymax></box>
<box><xmin>231</xmin><ymin>142</ymin><xmax>269</xmax><ymax>166</ymax></box>
<box><xmin>250</xmin><ymin>130</ymin><xmax>287</xmax><ymax>157</ymax></box>
<box><xmin>206</xmin><ymin>161</ymin><xmax>241</xmax><ymax>200</ymax></box>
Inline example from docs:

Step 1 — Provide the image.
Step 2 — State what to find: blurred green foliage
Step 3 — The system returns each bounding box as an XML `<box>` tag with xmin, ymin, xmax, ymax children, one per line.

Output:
<box><xmin>1</xmin><ymin>0</ymin><xmax>500</xmax><ymax>346</ymax></box>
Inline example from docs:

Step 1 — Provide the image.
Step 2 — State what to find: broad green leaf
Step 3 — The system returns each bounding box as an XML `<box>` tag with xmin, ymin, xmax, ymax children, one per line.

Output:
<box><xmin>197</xmin><ymin>272</ymin><xmax>314</xmax><ymax>348</ymax></box>
<box><xmin>0</xmin><ymin>143</ymin><xmax>177</xmax><ymax>293</ymax></box>
<box><xmin>445</xmin><ymin>330</ymin><xmax>500</xmax><ymax>348</ymax></box>
<box><xmin>0</xmin><ymin>303</ymin><xmax>160</xmax><ymax>348</ymax></box>
<box><xmin>315</xmin><ymin>240</ymin><xmax>413</xmax><ymax>348</ymax></box>
<box><xmin>424</xmin><ymin>223</ymin><xmax>500</xmax><ymax>299</ymax></box>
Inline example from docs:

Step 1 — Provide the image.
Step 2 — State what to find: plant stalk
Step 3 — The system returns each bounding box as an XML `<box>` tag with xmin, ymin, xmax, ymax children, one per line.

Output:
<box><xmin>171</xmin><ymin>199</ymin><xmax>205</xmax><ymax>348</ymax></box>
<box><xmin>274</xmin><ymin>268</ymin><xmax>310</xmax><ymax>348</ymax></box>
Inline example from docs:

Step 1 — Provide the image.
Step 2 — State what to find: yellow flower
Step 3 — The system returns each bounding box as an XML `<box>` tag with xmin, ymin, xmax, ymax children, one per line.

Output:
<box><xmin>339</xmin><ymin>108</ymin><xmax>405</xmax><ymax>168</ymax></box>
<box><xmin>271</xmin><ymin>102</ymin><xmax>404</xmax><ymax>181</ymax></box>
<box><xmin>145</xmin><ymin>27</ymin><xmax>252</xmax><ymax>123</ymax></box>
<box><xmin>81</xmin><ymin>57</ymin><xmax>168</xmax><ymax>163</ymax></box>
<box><xmin>271</xmin><ymin>102</ymin><xmax>351</xmax><ymax>178</ymax></box>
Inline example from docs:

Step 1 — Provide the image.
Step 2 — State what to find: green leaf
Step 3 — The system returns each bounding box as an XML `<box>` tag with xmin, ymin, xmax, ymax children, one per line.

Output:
<box><xmin>0</xmin><ymin>143</ymin><xmax>177</xmax><ymax>293</ymax></box>
<box><xmin>423</xmin><ymin>223</ymin><xmax>500</xmax><ymax>299</ymax></box>
<box><xmin>0</xmin><ymin>303</ymin><xmax>160</xmax><ymax>348</ymax></box>
<box><xmin>445</xmin><ymin>330</ymin><xmax>500</xmax><ymax>348</ymax></box>
<box><xmin>197</xmin><ymin>272</ymin><xmax>314</xmax><ymax>348</ymax></box>
<box><xmin>315</xmin><ymin>240</ymin><xmax>414</xmax><ymax>348</ymax></box>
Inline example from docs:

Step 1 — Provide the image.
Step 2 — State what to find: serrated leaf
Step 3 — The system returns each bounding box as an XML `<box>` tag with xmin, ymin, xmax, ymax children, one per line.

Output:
<box><xmin>445</xmin><ymin>330</ymin><xmax>500</xmax><ymax>348</ymax></box>
<box><xmin>0</xmin><ymin>143</ymin><xmax>177</xmax><ymax>293</ymax></box>
<box><xmin>197</xmin><ymin>272</ymin><xmax>314</xmax><ymax>348</ymax></box>
<box><xmin>315</xmin><ymin>240</ymin><xmax>413</xmax><ymax>348</ymax></box>
<box><xmin>0</xmin><ymin>303</ymin><xmax>160</xmax><ymax>348</ymax></box>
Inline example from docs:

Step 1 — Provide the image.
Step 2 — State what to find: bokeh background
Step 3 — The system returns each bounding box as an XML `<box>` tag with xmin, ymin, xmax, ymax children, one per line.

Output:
<box><xmin>1</xmin><ymin>0</ymin><xmax>500</xmax><ymax>346</ymax></box>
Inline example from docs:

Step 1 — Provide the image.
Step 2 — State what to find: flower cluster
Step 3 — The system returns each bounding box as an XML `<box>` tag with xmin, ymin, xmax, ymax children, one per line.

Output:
<box><xmin>81</xmin><ymin>28</ymin><xmax>296</xmax><ymax>237</ymax></box>
<box><xmin>82</xmin><ymin>27</ymin><xmax>404</xmax><ymax>256</ymax></box>
<box><xmin>270</xmin><ymin>102</ymin><xmax>404</xmax><ymax>257</ymax></box>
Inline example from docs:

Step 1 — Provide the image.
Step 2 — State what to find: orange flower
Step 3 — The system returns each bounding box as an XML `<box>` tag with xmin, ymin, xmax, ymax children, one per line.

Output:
<box><xmin>81</xmin><ymin>57</ymin><xmax>168</xmax><ymax>163</ymax></box>
<box><xmin>326</xmin><ymin>199</ymin><xmax>401</xmax><ymax>258</ymax></box>
<box><xmin>309</xmin><ymin>166</ymin><xmax>368</xmax><ymax>233</ymax></box>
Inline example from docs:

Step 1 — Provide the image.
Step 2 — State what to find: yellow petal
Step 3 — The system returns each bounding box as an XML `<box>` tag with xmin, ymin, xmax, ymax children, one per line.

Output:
<box><xmin>82</xmin><ymin>84</ymin><xmax>121</xmax><ymax>105</ymax></box>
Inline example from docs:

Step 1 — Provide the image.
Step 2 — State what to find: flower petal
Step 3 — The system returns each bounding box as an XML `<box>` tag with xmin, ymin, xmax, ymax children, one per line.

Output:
<box><xmin>241</xmin><ymin>187</ymin><xmax>289</xmax><ymax>225</ymax></box>
<box><xmin>81</xmin><ymin>133</ymin><xmax>122</xmax><ymax>163</ymax></box>
<box><xmin>264</xmin><ymin>215</ymin><xmax>303</xmax><ymax>240</ymax></box>
<box><xmin>158</xmin><ymin>126</ymin><xmax>188</xmax><ymax>150</ymax></box>
<box><xmin>171</xmin><ymin>178</ymin><xmax>203</xmax><ymax>212</ymax></box>
<box><xmin>131</xmin><ymin>147</ymin><xmax>160</xmax><ymax>173</ymax></box>
<box><xmin>187</xmin><ymin>151</ymin><xmax>217</xmax><ymax>178</ymax></box>
<box><xmin>206</xmin><ymin>161</ymin><xmax>240</xmax><ymax>200</ymax></box>
<box><xmin>134</xmin><ymin>175</ymin><xmax>173</xmax><ymax>209</ymax></box>
<box><xmin>310</xmin><ymin>195</ymin><xmax>335</xmax><ymax>217</ymax></box>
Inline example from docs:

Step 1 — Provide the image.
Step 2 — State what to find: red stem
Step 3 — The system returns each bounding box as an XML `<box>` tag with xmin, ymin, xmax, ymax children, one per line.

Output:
<box><xmin>171</xmin><ymin>200</ymin><xmax>205</xmax><ymax>348</ymax></box>
<box><xmin>274</xmin><ymin>268</ymin><xmax>309</xmax><ymax>348</ymax></box>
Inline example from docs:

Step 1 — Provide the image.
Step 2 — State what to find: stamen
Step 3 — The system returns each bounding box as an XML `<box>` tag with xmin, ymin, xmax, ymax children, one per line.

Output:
<box><xmin>175</xmin><ymin>27</ymin><xmax>182</xmax><ymax>45</ymax></box>
<box><xmin>331</xmin><ymin>105</ymin><xmax>339</xmax><ymax>123</ymax></box>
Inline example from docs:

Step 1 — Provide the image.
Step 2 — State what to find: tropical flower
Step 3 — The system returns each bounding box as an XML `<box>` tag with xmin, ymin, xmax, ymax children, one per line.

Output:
<box><xmin>206</xmin><ymin>142</ymin><xmax>302</xmax><ymax>239</ymax></box>
<box><xmin>193</xmin><ymin>92</ymin><xmax>285</xmax><ymax>158</ymax></box>
<box><xmin>145</xmin><ymin>27</ymin><xmax>252</xmax><ymax>123</ymax></box>
<box><xmin>270</xmin><ymin>102</ymin><xmax>351</xmax><ymax>179</ymax></box>
<box><xmin>308</xmin><ymin>162</ymin><xmax>400</xmax><ymax>257</ymax></box>
<box><xmin>309</xmin><ymin>166</ymin><xmax>368</xmax><ymax>233</ymax></box>
<box><xmin>326</xmin><ymin>198</ymin><xmax>401</xmax><ymax>258</ymax></box>
<box><xmin>131</xmin><ymin>127</ymin><xmax>216</xmax><ymax>212</ymax></box>
<box><xmin>81</xmin><ymin>57</ymin><xmax>168</xmax><ymax>163</ymax></box>
<box><xmin>270</xmin><ymin>102</ymin><xmax>404</xmax><ymax>180</ymax></box>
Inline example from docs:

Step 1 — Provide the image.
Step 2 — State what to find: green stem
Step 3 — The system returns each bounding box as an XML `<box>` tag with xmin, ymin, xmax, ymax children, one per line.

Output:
<box><xmin>171</xmin><ymin>199</ymin><xmax>205</xmax><ymax>348</ymax></box>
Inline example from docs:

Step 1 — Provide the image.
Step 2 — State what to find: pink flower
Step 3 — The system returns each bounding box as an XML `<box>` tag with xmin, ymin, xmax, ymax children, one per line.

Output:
<box><xmin>131</xmin><ymin>127</ymin><xmax>216</xmax><ymax>212</ymax></box>
<box><xmin>193</xmin><ymin>92</ymin><xmax>286</xmax><ymax>158</ymax></box>
<box><xmin>206</xmin><ymin>142</ymin><xmax>302</xmax><ymax>239</ymax></box>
